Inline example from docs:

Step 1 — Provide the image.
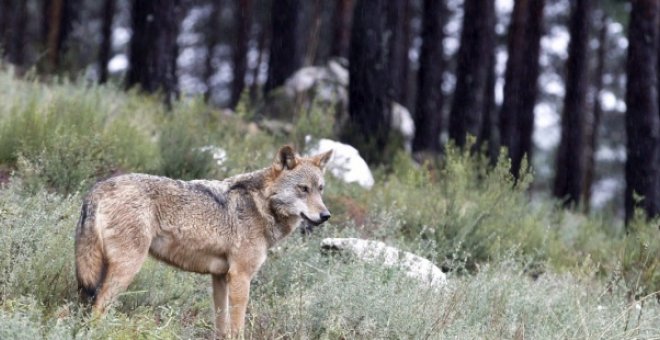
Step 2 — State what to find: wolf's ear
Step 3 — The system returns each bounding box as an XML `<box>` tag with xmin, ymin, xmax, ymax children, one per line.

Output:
<box><xmin>313</xmin><ymin>149</ymin><xmax>333</xmax><ymax>170</ymax></box>
<box><xmin>273</xmin><ymin>145</ymin><xmax>298</xmax><ymax>171</ymax></box>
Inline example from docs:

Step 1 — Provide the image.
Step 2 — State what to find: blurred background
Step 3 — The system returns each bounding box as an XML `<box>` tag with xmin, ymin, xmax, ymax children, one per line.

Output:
<box><xmin>0</xmin><ymin>0</ymin><xmax>655</xmax><ymax>220</ymax></box>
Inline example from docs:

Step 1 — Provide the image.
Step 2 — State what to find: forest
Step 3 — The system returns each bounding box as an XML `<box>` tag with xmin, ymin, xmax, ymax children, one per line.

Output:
<box><xmin>0</xmin><ymin>0</ymin><xmax>659</xmax><ymax>339</ymax></box>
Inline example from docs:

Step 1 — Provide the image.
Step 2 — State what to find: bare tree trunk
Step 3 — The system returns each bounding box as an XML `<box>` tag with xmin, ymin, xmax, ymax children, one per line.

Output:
<box><xmin>126</xmin><ymin>0</ymin><xmax>181</xmax><ymax>107</ymax></box>
<box><xmin>303</xmin><ymin>0</ymin><xmax>322</xmax><ymax>66</ymax></box>
<box><xmin>264</xmin><ymin>0</ymin><xmax>300</xmax><ymax>93</ymax></box>
<box><xmin>7</xmin><ymin>0</ymin><xmax>27</xmax><ymax>65</ymax></box>
<box><xmin>229</xmin><ymin>0</ymin><xmax>253</xmax><ymax>107</ymax></box>
<box><xmin>0</xmin><ymin>0</ymin><xmax>11</xmax><ymax>56</ymax></box>
<box><xmin>331</xmin><ymin>0</ymin><xmax>353</xmax><ymax>59</ymax></box>
<box><xmin>477</xmin><ymin>12</ymin><xmax>498</xmax><ymax>164</ymax></box>
<box><xmin>412</xmin><ymin>0</ymin><xmax>446</xmax><ymax>154</ymax></box>
<box><xmin>249</xmin><ymin>7</ymin><xmax>270</xmax><ymax>100</ymax></box>
<box><xmin>386</xmin><ymin>0</ymin><xmax>411</xmax><ymax>104</ymax></box>
<box><xmin>342</xmin><ymin>0</ymin><xmax>391</xmax><ymax>164</ymax></box>
<box><xmin>516</xmin><ymin>0</ymin><xmax>544</xmax><ymax>178</ymax></box>
<box><xmin>553</xmin><ymin>0</ymin><xmax>591</xmax><ymax>207</ymax></box>
<box><xmin>43</xmin><ymin>0</ymin><xmax>76</xmax><ymax>71</ymax></box>
<box><xmin>98</xmin><ymin>0</ymin><xmax>116</xmax><ymax>83</ymax></box>
<box><xmin>625</xmin><ymin>0</ymin><xmax>660</xmax><ymax>223</ymax></box>
<box><xmin>448</xmin><ymin>0</ymin><xmax>495</xmax><ymax>148</ymax></box>
<box><xmin>203</xmin><ymin>0</ymin><xmax>222</xmax><ymax>103</ymax></box>
<box><xmin>582</xmin><ymin>13</ymin><xmax>608</xmax><ymax>213</ymax></box>
<box><xmin>499</xmin><ymin>0</ymin><xmax>545</xmax><ymax>179</ymax></box>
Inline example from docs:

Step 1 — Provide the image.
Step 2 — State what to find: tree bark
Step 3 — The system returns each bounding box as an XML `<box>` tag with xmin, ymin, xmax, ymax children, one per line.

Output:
<box><xmin>230</xmin><ymin>0</ymin><xmax>253</xmax><ymax>108</ymax></box>
<box><xmin>0</xmin><ymin>0</ymin><xmax>11</xmax><ymax>57</ymax></box>
<box><xmin>203</xmin><ymin>0</ymin><xmax>222</xmax><ymax>103</ymax></box>
<box><xmin>303</xmin><ymin>0</ymin><xmax>323</xmax><ymax>66</ymax></box>
<box><xmin>582</xmin><ymin>13</ymin><xmax>608</xmax><ymax>212</ymax></box>
<box><xmin>499</xmin><ymin>0</ymin><xmax>545</xmax><ymax>179</ymax></box>
<box><xmin>42</xmin><ymin>0</ymin><xmax>77</xmax><ymax>71</ymax></box>
<box><xmin>625</xmin><ymin>0</ymin><xmax>660</xmax><ymax>222</ymax></box>
<box><xmin>126</xmin><ymin>0</ymin><xmax>181</xmax><ymax>107</ymax></box>
<box><xmin>98</xmin><ymin>0</ymin><xmax>116</xmax><ymax>83</ymax></box>
<box><xmin>264</xmin><ymin>0</ymin><xmax>301</xmax><ymax>93</ymax></box>
<box><xmin>553</xmin><ymin>0</ymin><xmax>591</xmax><ymax>207</ymax></box>
<box><xmin>477</xmin><ymin>4</ymin><xmax>498</xmax><ymax>164</ymax></box>
<box><xmin>7</xmin><ymin>0</ymin><xmax>27</xmax><ymax>65</ymax></box>
<box><xmin>342</xmin><ymin>0</ymin><xmax>391</xmax><ymax>164</ymax></box>
<box><xmin>386</xmin><ymin>0</ymin><xmax>411</xmax><ymax>104</ymax></box>
<box><xmin>412</xmin><ymin>0</ymin><xmax>446</xmax><ymax>154</ymax></box>
<box><xmin>330</xmin><ymin>0</ymin><xmax>353</xmax><ymax>59</ymax></box>
<box><xmin>448</xmin><ymin>0</ymin><xmax>495</xmax><ymax>148</ymax></box>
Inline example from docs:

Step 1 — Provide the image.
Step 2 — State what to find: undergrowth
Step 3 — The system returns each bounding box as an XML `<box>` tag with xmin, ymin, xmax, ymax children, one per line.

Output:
<box><xmin>0</xmin><ymin>70</ymin><xmax>658</xmax><ymax>339</ymax></box>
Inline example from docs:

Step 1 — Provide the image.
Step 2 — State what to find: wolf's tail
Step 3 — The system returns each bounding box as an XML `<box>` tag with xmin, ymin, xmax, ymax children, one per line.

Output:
<box><xmin>74</xmin><ymin>197</ymin><xmax>106</xmax><ymax>303</ymax></box>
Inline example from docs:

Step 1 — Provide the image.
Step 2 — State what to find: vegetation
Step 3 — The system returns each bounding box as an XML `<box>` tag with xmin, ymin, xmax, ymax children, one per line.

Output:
<box><xmin>0</xmin><ymin>72</ymin><xmax>658</xmax><ymax>339</ymax></box>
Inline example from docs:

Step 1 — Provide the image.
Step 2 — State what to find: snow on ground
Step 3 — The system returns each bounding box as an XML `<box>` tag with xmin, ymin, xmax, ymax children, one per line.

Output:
<box><xmin>305</xmin><ymin>136</ymin><xmax>374</xmax><ymax>190</ymax></box>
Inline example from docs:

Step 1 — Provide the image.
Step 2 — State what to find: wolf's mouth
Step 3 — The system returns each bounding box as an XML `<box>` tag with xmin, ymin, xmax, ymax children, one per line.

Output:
<box><xmin>300</xmin><ymin>213</ymin><xmax>324</xmax><ymax>226</ymax></box>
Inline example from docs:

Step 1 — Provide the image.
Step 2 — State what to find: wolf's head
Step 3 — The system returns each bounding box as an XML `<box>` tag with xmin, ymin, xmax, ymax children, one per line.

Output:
<box><xmin>268</xmin><ymin>145</ymin><xmax>333</xmax><ymax>226</ymax></box>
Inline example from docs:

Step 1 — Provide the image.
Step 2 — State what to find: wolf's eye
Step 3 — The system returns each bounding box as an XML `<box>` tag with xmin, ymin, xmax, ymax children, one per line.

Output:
<box><xmin>299</xmin><ymin>185</ymin><xmax>309</xmax><ymax>193</ymax></box>
<box><xmin>319</xmin><ymin>185</ymin><xmax>324</xmax><ymax>191</ymax></box>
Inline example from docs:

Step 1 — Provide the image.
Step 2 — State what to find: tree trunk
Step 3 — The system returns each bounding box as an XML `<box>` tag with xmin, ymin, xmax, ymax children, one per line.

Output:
<box><xmin>386</xmin><ymin>0</ymin><xmax>411</xmax><ymax>104</ymax></box>
<box><xmin>230</xmin><ymin>0</ymin><xmax>253</xmax><ymax>108</ymax></box>
<box><xmin>499</xmin><ymin>0</ymin><xmax>545</xmax><ymax>179</ymax></box>
<box><xmin>43</xmin><ymin>0</ymin><xmax>76</xmax><ymax>71</ymax></box>
<box><xmin>625</xmin><ymin>0</ymin><xmax>660</xmax><ymax>223</ymax></box>
<box><xmin>264</xmin><ymin>0</ymin><xmax>300</xmax><ymax>93</ymax></box>
<box><xmin>582</xmin><ymin>13</ymin><xmax>608</xmax><ymax>213</ymax></box>
<box><xmin>330</xmin><ymin>0</ymin><xmax>353</xmax><ymax>59</ymax></box>
<box><xmin>126</xmin><ymin>0</ymin><xmax>181</xmax><ymax>107</ymax></box>
<box><xmin>477</xmin><ymin>8</ymin><xmax>498</xmax><ymax>164</ymax></box>
<box><xmin>553</xmin><ymin>0</ymin><xmax>591</xmax><ymax>207</ymax></box>
<box><xmin>412</xmin><ymin>0</ymin><xmax>446</xmax><ymax>154</ymax></box>
<box><xmin>203</xmin><ymin>0</ymin><xmax>222</xmax><ymax>103</ymax></box>
<box><xmin>98</xmin><ymin>0</ymin><xmax>116</xmax><ymax>83</ymax></box>
<box><xmin>249</xmin><ymin>5</ymin><xmax>270</xmax><ymax>100</ymax></box>
<box><xmin>303</xmin><ymin>0</ymin><xmax>322</xmax><ymax>66</ymax></box>
<box><xmin>7</xmin><ymin>0</ymin><xmax>27</xmax><ymax>65</ymax></box>
<box><xmin>516</xmin><ymin>0</ymin><xmax>544</xmax><ymax>179</ymax></box>
<box><xmin>0</xmin><ymin>0</ymin><xmax>11</xmax><ymax>57</ymax></box>
<box><xmin>448</xmin><ymin>0</ymin><xmax>495</xmax><ymax>148</ymax></box>
<box><xmin>342</xmin><ymin>0</ymin><xmax>391</xmax><ymax>164</ymax></box>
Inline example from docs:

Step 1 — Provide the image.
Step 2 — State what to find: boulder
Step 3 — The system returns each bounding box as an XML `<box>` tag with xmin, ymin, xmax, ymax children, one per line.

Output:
<box><xmin>321</xmin><ymin>237</ymin><xmax>447</xmax><ymax>289</ymax></box>
<box><xmin>305</xmin><ymin>136</ymin><xmax>374</xmax><ymax>189</ymax></box>
<box><xmin>268</xmin><ymin>59</ymin><xmax>415</xmax><ymax>151</ymax></box>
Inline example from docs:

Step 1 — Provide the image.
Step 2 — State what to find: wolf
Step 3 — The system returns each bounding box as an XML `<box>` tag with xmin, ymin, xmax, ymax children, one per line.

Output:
<box><xmin>75</xmin><ymin>145</ymin><xmax>333</xmax><ymax>338</ymax></box>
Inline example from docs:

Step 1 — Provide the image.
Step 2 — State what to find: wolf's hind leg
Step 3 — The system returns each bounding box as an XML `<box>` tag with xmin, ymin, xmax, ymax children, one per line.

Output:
<box><xmin>93</xmin><ymin>246</ymin><xmax>149</xmax><ymax>313</ymax></box>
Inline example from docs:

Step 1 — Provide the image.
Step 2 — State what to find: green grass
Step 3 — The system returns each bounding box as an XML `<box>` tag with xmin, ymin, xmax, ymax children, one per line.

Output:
<box><xmin>0</xmin><ymin>70</ymin><xmax>659</xmax><ymax>339</ymax></box>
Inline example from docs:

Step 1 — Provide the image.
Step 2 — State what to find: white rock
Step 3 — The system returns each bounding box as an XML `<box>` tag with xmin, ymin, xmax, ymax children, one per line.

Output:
<box><xmin>391</xmin><ymin>102</ymin><xmax>415</xmax><ymax>151</ymax></box>
<box><xmin>284</xmin><ymin>66</ymin><xmax>326</xmax><ymax>96</ymax></box>
<box><xmin>283</xmin><ymin>62</ymin><xmax>415</xmax><ymax>152</ymax></box>
<box><xmin>321</xmin><ymin>238</ymin><xmax>447</xmax><ymax>289</ymax></box>
<box><xmin>199</xmin><ymin>145</ymin><xmax>227</xmax><ymax>166</ymax></box>
<box><xmin>305</xmin><ymin>136</ymin><xmax>374</xmax><ymax>189</ymax></box>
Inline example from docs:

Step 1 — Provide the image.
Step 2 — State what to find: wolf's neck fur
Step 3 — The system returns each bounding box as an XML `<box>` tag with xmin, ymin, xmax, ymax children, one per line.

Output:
<box><xmin>224</xmin><ymin>168</ymin><xmax>301</xmax><ymax>247</ymax></box>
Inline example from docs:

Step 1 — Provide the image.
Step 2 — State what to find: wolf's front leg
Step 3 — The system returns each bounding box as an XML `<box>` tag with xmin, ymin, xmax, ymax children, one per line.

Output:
<box><xmin>212</xmin><ymin>274</ymin><xmax>228</xmax><ymax>338</ymax></box>
<box><xmin>227</xmin><ymin>270</ymin><xmax>252</xmax><ymax>337</ymax></box>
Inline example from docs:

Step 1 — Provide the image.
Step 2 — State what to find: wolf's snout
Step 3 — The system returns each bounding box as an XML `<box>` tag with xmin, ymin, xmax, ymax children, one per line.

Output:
<box><xmin>320</xmin><ymin>211</ymin><xmax>331</xmax><ymax>222</ymax></box>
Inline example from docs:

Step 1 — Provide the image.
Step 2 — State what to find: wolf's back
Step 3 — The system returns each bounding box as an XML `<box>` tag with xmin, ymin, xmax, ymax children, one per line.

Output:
<box><xmin>74</xmin><ymin>195</ymin><xmax>105</xmax><ymax>302</ymax></box>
